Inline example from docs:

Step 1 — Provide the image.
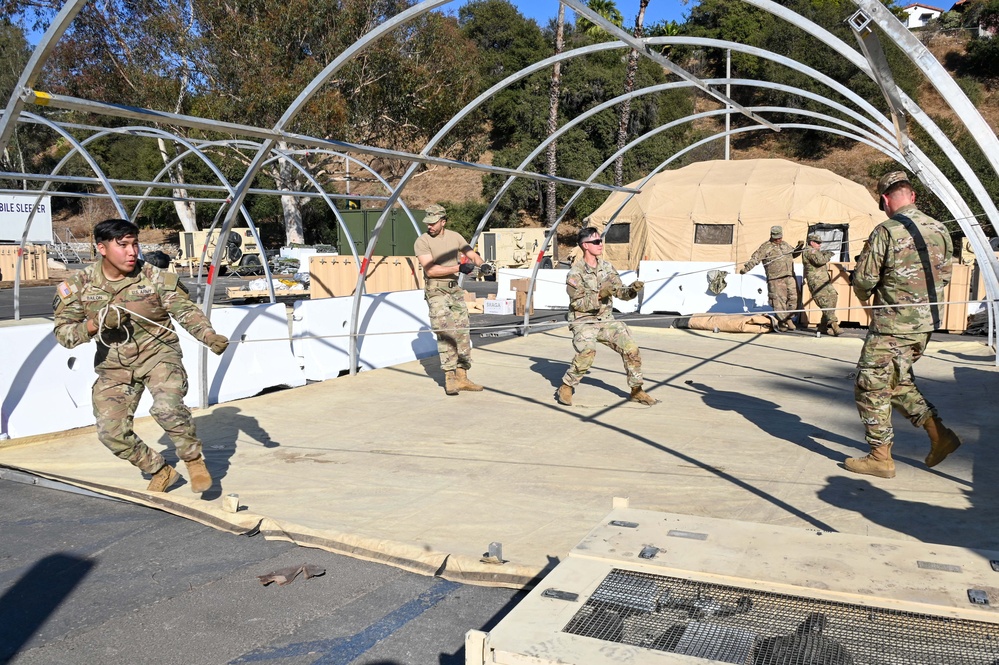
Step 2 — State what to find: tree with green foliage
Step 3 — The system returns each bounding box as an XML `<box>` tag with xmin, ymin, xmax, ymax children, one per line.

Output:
<box><xmin>615</xmin><ymin>0</ymin><xmax>650</xmax><ymax>187</ymax></box>
<box><xmin>576</xmin><ymin>0</ymin><xmax>624</xmax><ymax>40</ymax></box>
<box><xmin>965</xmin><ymin>0</ymin><xmax>999</xmax><ymax>79</ymax></box>
<box><xmin>5</xmin><ymin>0</ymin><xmax>483</xmax><ymax>246</ymax></box>
<box><xmin>684</xmin><ymin>0</ymin><xmax>921</xmax><ymax>159</ymax></box>
<box><xmin>0</xmin><ymin>20</ymin><xmax>51</xmax><ymax>187</ymax></box>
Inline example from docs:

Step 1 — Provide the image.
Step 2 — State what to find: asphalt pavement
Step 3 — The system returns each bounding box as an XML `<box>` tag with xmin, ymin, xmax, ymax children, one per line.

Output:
<box><xmin>0</xmin><ymin>273</ymin><xmax>532</xmax><ymax>665</ymax></box>
<box><xmin>0</xmin><ymin>477</ymin><xmax>524</xmax><ymax>665</ymax></box>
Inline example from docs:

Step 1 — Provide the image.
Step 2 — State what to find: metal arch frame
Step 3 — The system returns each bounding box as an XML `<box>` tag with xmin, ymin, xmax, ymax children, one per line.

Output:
<box><xmin>8</xmin><ymin>121</ymin><xmax>271</xmax><ymax>313</ymax></box>
<box><xmin>1</xmin><ymin>0</ymin><xmax>995</xmax><ymax>364</ymax></box>
<box><xmin>0</xmin><ymin>0</ymin><xmax>85</xmax><ymax>151</ymax></box>
<box><xmin>6</xmin><ymin>111</ymin><xmax>129</xmax><ymax>320</ymax></box>
<box><xmin>260</xmin><ymin>148</ymin><xmax>424</xmax><ymax>263</ymax></box>
<box><xmin>514</xmin><ymin>105</ymin><xmax>909</xmax><ymax>331</ymax></box>
<box><xmin>738</xmin><ymin>0</ymin><xmax>999</xmax><ymax>349</ymax></box>
<box><xmin>473</xmin><ymin>76</ymin><xmax>904</xmax><ymax>256</ymax></box>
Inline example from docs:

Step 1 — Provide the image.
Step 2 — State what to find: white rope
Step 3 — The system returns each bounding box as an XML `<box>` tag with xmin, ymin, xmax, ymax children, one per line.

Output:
<box><xmin>225</xmin><ymin>296</ymin><xmax>993</xmax><ymax>345</ymax></box>
<box><xmin>94</xmin><ymin>302</ymin><xmax>131</xmax><ymax>347</ymax></box>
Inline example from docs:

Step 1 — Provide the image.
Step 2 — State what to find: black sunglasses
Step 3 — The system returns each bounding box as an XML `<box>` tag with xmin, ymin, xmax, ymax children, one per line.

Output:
<box><xmin>583</xmin><ymin>238</ymin><xmax>603</xmax><ymax>245</ymax></box>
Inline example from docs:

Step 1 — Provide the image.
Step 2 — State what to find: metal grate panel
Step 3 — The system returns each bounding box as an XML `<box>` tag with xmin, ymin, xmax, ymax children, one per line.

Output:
<box><xmin>562</xmin><ymin>569</ymin><xmax>999</xmax><ymax>664</ymax></box>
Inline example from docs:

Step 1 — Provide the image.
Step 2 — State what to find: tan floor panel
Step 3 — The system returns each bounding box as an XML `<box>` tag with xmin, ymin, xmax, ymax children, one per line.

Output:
<box><xmin>1</xmin><ymin>328</ymin><xmax>993</xmax><ymax>588</ymax></box>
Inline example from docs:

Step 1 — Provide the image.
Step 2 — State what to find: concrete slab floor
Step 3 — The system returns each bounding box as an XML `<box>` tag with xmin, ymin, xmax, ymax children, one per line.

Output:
<box><xmin>0</xmin><ymin>326</ymin><xmax>994</xmax><ymax>588</ymax></box>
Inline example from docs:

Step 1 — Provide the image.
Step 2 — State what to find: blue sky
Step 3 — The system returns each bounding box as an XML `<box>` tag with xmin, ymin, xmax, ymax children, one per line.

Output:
<box><xmin>492</xmin><ymin>1</ymin><xmax>689</xmax><ymax>27</ymax></box>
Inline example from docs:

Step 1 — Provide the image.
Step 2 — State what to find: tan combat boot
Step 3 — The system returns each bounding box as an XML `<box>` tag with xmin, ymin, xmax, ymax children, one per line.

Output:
<box><xmin>556</xmin><ymin>384</ymin><xmax>573</xmax><ymax>406</ymax></box>
<box><xmin>147</xmin><ymin>464</ymin><xmax>180</xmax><ymax>492</ymax></box>
<box><xmin>629</xmin><ymin>386</ymin><xmax>656</xmax><ymax>406</ymax></box>
<box><xmin>784</xmin><ymin>318</ymin><xmax>796</xmax><ymax>331</ymax></box>
<box><xmin>830</xmin><ymin>322</ymin><xmax>842</xmax><ymax>336</ymax></box>
<box><xmin>455</xmin><ymin>368</ymin><xmax>483</xmax><ymax>391</ymax></box>
<box><xmin>185</xmin><ymin>456</ymin><xmax>213</xmax><ymax>493</ymax></box>
<box><xmin>844</xmin><ymin>444</ymin><xmax>895</xmax><ymax>478</ymax></box>
<box><xmin>924</xmin><ymin>416</ymin><xmax>961</xmax><ymax>467</ymax></box>
<box><xmin>444</xmin><ymin>370</ymin><xmax>459</xmax><ymax>396</ymax></box>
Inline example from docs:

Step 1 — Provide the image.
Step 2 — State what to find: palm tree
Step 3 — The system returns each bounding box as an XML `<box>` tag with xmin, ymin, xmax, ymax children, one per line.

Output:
<box><xmin>576</xmin><ymin>0</ymin><xmax>624</xmax><ymax>39</ymax></box>
<box><xmin>615</xmin><ymin>0</ymin><xmax>650</xmax><ymax>187</ymax></box>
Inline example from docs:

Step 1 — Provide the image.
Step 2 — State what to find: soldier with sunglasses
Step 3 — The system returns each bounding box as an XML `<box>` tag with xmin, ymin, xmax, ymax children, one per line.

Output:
<box><xmin>556</xmin><ymin>227</ymin><xmax>655</xmax><ymax>407</ymax></box>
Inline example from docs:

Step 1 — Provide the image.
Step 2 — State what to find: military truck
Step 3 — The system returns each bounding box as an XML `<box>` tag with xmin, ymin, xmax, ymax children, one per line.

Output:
<box><xmin>476</xmin><ymin>228</ymin><xmax>554</xmax><ymax>275</ymax></box>
<box><xmin>176</xmin><ymin>227</ymin><xmax>264</xmax><ymax>274</ymax></box>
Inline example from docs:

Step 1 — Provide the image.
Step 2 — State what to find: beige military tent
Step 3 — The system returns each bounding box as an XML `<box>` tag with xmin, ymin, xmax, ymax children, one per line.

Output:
<box><xmin>586</xmin><ymin>158</ymin><xmax>884</xmax><ymax>270</ymax></box>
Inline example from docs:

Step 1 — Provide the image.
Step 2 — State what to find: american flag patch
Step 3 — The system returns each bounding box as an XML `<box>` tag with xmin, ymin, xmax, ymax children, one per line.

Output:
<box><xmin>57</xmin><ymin>281</ymin><xmax>72</xmax><ymax>298</ymax></box>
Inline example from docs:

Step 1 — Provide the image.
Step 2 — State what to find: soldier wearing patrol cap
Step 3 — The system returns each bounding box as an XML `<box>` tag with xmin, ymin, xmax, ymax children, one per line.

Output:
<box><xmin>52</xmin><ymin>218</ymin><xmax>230</xmax><ymax>494</ymax></box>
<box><xmin>801</xmin><ymin>232</ymin><xmax>841</xmax><ymax>335</ymax></box>
<box><xmin>740</xmin><ymin>225</ymin><xmax>802</xmax><ymax>331</ymax></box>
<box><xmin>845</xmin><ymin>171</ymin><xmax>961</xmax><ymax>478</ymax></box>
<box><xmin>414</xmin><ymin>204</ymin><xmax>487</xmax><ymax>395</ymax></box>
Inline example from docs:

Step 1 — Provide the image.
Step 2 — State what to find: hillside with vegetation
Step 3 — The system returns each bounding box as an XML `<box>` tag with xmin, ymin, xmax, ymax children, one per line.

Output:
<box><xmin>2</xmin><ymin>0</ymin><xmax>998</xmax><ymax>252</ymax></box>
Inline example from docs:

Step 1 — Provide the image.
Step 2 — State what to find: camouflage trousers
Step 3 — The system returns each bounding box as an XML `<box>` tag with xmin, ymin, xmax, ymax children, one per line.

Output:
<box><xmin>425</xmin><ymin>284</ymin><xmax>472</xmax><ymax>372</ymax></box>
<box><xmin>767</xmin><ymin>275</ymin><xmax>798</xmax><ymax>322</ymax></box>
<box><xmin>809</xmin><ymin>284</ymin><xmax>839</xmax><ymax>326</ymax></box>
<box><xmin>93</xmin><ymin>360</ymin><xmax>202</xmax><ymax>474</ymax></box>
<box><xmin>854</xmin><ymin>332</ymin><xmax>936</xmax><ymax>448</ymax></box>
<box><xmin>562</xmin><ymin>318</ymin><xmax>643</xmax><ymax>388</ymax></box>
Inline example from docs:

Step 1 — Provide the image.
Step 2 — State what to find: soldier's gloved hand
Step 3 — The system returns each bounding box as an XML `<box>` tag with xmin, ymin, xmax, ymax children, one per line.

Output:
<box><xmin>458</xmin><ymin>262</ymin><xmax>475</xmax><ymax>275</ymax></box>
<box><xmin>631</xmin><ymin>280</ymin><xmax>645</xmax><ymax>292</ymax></box>
<box><xmin>795</xmin><ymin>240</ymin><xmax>805</xmax><ymax>249</ymax></box>
<box><xmin>598</xmin><ymin>282</ymin><xmax>616</xmax><ymax>300</ymax></box>
<box><xmin>479</xmin><ymin>263</ymin><xmax>494</xmax><ymax>277</ymax></box>
<box><xmin>206</xmin><ymin>333</ymin><xmax>229</xmax><ymax>355</ymax></box>
<box><xmin>101</xmin><ymin>306</ymin><xmax>130</xmax><ymax>331</ymax></box>
<box><xmin>739</xmin><ymin>267</ymin><xmax>748</xmax><ymax>275</ymax></box>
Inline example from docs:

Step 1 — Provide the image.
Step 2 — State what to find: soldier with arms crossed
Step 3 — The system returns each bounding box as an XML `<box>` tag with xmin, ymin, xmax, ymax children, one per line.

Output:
<box><xmin>53</xmin><ymin>218</ymin><xmax>230</xmax><ymax>493</ymax></box>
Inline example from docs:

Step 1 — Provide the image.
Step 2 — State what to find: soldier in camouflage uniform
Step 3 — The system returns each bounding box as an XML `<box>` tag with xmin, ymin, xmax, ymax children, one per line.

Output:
<box><xmin>556</xmin><ymin>227</ymin><xmax>655</xmax><ymax>407</ymax></box>
<box><xmin>740</xmin><ymin>226</ymin><xmax>802</xmax><ymax>331</ymax></box>
<box><xmin>53</xmin><ymin>219</ymin><xmax>230</xmax><ymax>493</ymax></box>
<box><xmin>801</xmin><ymin>232</ymin><xmax>841</xmax><ymax>336</ymax></box>
<box><xmin>845</xmin><ymin>172</ymin><xmax>961</xmax><ymax>479</ymax></box>
<box><xmin>414</xmin><ymin>204</ymin><xmax>486</xmax><ymax>396</ymax></box>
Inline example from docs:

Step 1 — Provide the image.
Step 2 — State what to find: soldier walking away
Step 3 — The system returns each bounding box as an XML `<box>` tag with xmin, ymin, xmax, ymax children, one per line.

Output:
<box><xmin>845</xmin><ymin>171</ymin><xmax>961</xmax><ymax>479</ymax></box>
<box><xmin>414</xmin><ymin>204</ymin><xmax>487</xmax><ymax>396</ymax></box>
<box><xmin>740</xmin><ymin>226</ymin><xmax>801</xmax><ymax>331</ymax></box>
<box><xmin>801</xmin><ymin>233</ymin><xmax>841</xmax><ymax>336</ymax></box>
<box><xmin>52</xmin><ymin>219</ymin><xmax>230</xmax><ymax>493</ymax></box>
<box><xmin>556</xmin><ymin>227</ymin><xmax>655</xmax><ymax>407</ymax></box>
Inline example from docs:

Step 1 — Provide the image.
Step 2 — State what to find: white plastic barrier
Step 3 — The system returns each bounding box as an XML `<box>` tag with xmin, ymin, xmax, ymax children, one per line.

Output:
<box><xmin>637</xmin><ymin>261</ymin><xmax>802</xmax><ymax>316</ymax></box>
<box><xmin>292</xmin><ymin>290</ymin><xmax>436</xmax><ymax>381</ymax></box>
<box><xmin>496</xmin><ymin>268</ymin><xmax>639</xmax><ymax>313</ymax></box>
<box><xmin>0</xmin><ymin>303</ymin><xmax>306</xmax><ymax>439</ymax></box>
<box><xmin>194</xmin><ymin>304</ymin><xmax>306</xmax><ymax>404</ymax></box>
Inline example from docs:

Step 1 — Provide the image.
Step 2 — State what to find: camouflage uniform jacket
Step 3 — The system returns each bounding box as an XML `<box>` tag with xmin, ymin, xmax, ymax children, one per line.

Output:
<box><xmin>565</xmin><ymin>257</ymin><xmax>639</xmax><ymax>323</ymax></box>
<box><xmin>743</xmin><ymin>240</ymin><xmax>797</xmax><ymax>280</ymax></box>
<box><xmin>802</xmin><ymin>246</ymin><xmax>835</xmax><ymax>293</ymax></box>
<box><xmin>53</xmin><ymin>259</ymin><xmax>219</xmax><ymax>374</ymax></box>
<box><xmin>852</xmin><ymin>203</ymin><xmax>953</xmax><ymax>334</ymax></box>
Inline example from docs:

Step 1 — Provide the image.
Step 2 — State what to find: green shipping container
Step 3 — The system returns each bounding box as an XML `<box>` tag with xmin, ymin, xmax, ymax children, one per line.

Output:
<box><xmin>336</xmin><ymin>209</ymin><xmax>423</xmax><ymax>257</ymax></box>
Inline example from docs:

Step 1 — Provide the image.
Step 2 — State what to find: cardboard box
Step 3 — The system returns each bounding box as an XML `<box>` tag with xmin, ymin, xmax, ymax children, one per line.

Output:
<box><xmin>483</xmin><ymin>298</ymin><xmax>514</xmax><ymax>315</ymax></box>
<box><xmin>468</xmin><ymin>298</ymin><xmax>485</xmax><ymax>314</ymax></box>
<box><xmin>515</xmin><ymin>291</ymin><xmax>534</xmax><ymax>316</ymax></box>
<box><xmin>510</xmin><ymin>278</ymin><xmax>536</xmax><ymax>293</ymax></box>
